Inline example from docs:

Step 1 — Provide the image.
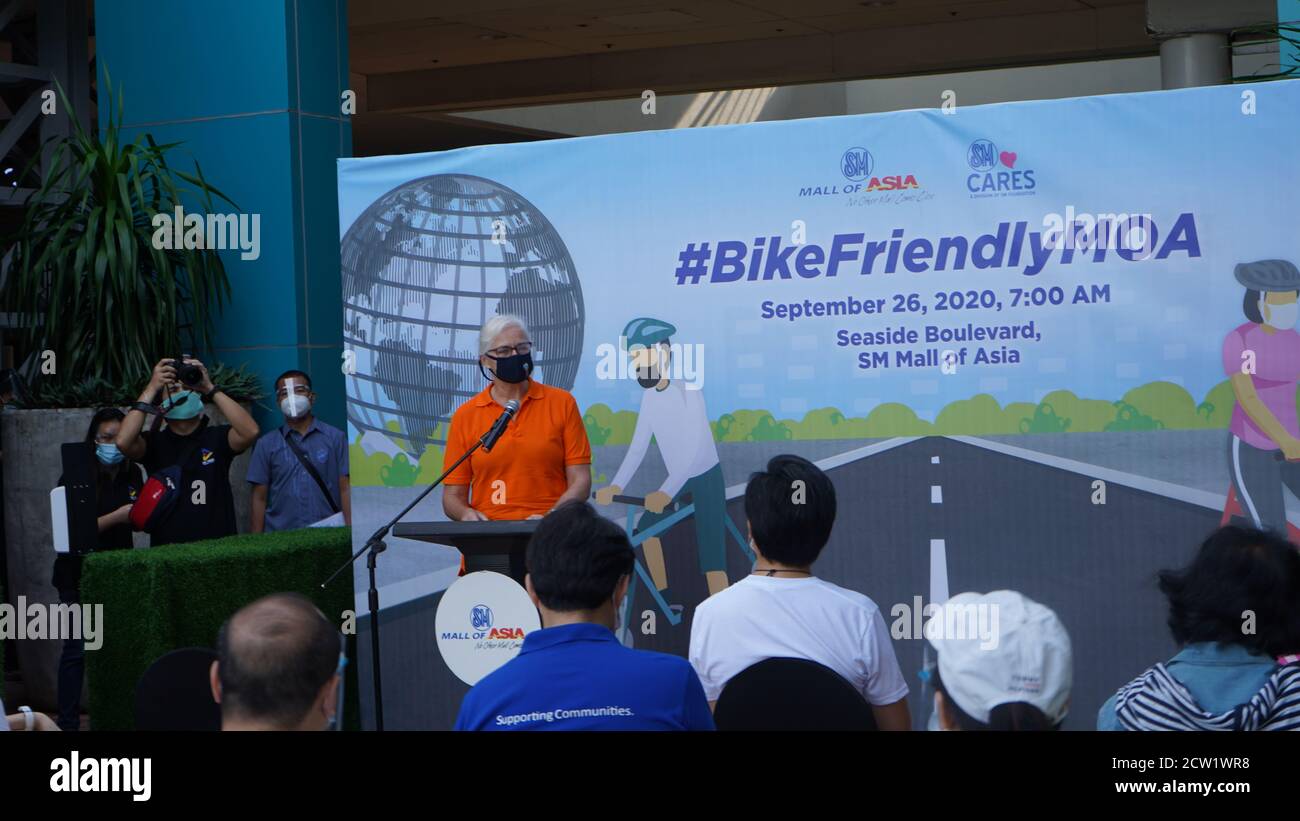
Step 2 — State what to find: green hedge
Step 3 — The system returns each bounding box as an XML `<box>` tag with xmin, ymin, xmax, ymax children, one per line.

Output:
<box><xmin>81</xmin><ymin>527</ymin><xmax>358</xmax><ymax>730</ymax></box>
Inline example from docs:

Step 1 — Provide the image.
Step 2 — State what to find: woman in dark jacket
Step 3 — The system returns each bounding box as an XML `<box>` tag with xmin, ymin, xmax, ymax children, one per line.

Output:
<box><xmin>52</xmin><ymin>408</ymin><xmax>142</xmax><ymax>730</ymax></box>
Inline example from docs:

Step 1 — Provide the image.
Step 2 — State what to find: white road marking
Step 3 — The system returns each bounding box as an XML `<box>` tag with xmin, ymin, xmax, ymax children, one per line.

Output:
<box><xmin>931</xmin><ymin>485</ymin><xmax>943</xmax><ymax>504</ymax></box>
<box><xmin>931</xmin><ymin>456</ymin><xmax>940</xmax><ymax>464</ymax></box>
<box><xmin>929</xmin><ymin>538</ymin><xmax>949</xmax><ymax>606</ymax></box>
<box><xmin>722</xmin><ymin>435</ymin><xmax>922</xmax><ymax>499</ymax></box>
<box><xmin>946</xmin><ymin>435</ymin><xmax>1231</xmax><ymax>512</ymax></box>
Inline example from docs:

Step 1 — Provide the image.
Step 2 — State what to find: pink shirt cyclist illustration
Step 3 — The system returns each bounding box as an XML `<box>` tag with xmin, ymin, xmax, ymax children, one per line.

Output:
<box><xmin>1223</xmin><ymin>259</ymin><xmax>1300</xmax><ymax>533</ymax></box>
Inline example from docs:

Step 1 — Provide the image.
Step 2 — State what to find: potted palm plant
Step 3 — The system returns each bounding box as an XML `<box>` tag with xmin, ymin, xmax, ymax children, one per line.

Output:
<box><xmin>0</xmin><ymin>78</ymin><xmax>261</xmax><ymax>708</ymax></box>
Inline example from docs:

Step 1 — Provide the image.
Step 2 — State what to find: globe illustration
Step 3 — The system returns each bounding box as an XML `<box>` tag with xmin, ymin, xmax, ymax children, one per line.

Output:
<box><xmin>341</xmin><ymin>174</ymin><xmax>585</xmax><ymax>455</ymax></box>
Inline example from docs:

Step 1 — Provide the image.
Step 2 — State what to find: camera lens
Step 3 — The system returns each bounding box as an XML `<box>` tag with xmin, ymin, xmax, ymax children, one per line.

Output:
<box><xmin>177</xmin><ymin>360</ymin><xmax>202</xmax><ymax>386</ymax></box>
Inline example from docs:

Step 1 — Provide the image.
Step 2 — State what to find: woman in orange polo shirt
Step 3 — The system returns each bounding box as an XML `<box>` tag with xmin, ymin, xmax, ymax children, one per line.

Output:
<box><xmin>442</xmin><ymin>314</ymin><xmax>592</xmax><ymax>521</ymax></box>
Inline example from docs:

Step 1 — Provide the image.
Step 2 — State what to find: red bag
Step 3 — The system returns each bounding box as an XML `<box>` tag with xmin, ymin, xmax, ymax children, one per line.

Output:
<box><xmin>129</xmin><ymin>427</ymin><xmax>204</xmax><ymax>533</ymax></box>
<box><xmin>129</xmin><ymin>464</ymin><xmax>184</xmax><ymax>533</ymax></box>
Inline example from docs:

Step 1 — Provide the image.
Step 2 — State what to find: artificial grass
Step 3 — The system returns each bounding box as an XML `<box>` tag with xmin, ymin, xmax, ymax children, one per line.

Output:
<box><xmin>80</xmin><ymin>526</ymin><xmax>357</xmax><ymax>730</ymax></box>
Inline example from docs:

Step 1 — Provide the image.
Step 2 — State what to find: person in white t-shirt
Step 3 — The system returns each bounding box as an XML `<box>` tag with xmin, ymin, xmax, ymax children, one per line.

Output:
<box><xmin>688</xmin><ymin>454</ymin><xmax>911</xmax><ymax>730</ymax></box>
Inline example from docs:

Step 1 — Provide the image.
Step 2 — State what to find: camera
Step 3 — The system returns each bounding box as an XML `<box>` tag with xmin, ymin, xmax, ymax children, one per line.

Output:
<box><xmin>170</xmin><ymin>355</ymin><xmax>204</xmax><ymax>387</ymax></box>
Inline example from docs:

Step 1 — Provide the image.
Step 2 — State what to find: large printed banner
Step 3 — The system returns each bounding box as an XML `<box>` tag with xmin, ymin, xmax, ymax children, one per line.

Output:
<box><xmin>338</xmin><ymin>80</ymin><xmax>1300</xmax><ymax>729</ymax></box>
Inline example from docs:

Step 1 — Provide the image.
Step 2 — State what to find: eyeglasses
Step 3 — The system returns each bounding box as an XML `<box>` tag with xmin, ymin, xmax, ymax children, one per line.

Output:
<box><xmin>486</xmin><ymin>342</ymin><xmax>532</xmax><ymax>358</ymax></box>
<box><xmin>94</xmin><ymin>433</ymin><xmax>117</xmax><ymax>444</ymax></box>
<box><xmin>275</xmin><ymin>384</ymin><xmax>312</xmax><ymax>398</ymax></box>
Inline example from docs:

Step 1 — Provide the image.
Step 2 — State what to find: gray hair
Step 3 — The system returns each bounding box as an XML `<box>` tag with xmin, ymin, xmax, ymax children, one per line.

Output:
<box><xmin>479</xmin><ymin>314</ymin><xmax>530</xmax><ymax>356</ymax></box>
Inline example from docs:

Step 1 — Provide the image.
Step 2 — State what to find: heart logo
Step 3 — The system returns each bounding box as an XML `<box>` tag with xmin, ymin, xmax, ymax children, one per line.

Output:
<box><xmin>1000</xmin><ymin>151</ymin><xmax>1017</xmax><ymax>169</ymax></box>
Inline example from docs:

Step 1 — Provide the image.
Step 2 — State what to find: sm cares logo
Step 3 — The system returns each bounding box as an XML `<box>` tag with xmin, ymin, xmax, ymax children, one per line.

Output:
<box><xmin>966</xmin><ymin>138</ymin><xmax>1036</xmax><ymax>197</ymax></box>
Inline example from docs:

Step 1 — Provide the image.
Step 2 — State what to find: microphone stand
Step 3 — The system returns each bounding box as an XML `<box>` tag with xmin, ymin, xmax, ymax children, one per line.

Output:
<box><xmin>321</xmin><ymin>429</ymin><xmax>495</xmax><ymax>732</ymax></box>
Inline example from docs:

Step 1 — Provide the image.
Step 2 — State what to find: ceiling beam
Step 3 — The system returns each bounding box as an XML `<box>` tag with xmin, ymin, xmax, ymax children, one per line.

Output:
<box><xmin>366</xmin><ymin>4</ymin><xmax>1154</xmax><ymax>113</ymax></box>
<box><xmin>1146</xmin><ymin>0</ymin><xmax>1277</xmax><ymax>37</ymax></box>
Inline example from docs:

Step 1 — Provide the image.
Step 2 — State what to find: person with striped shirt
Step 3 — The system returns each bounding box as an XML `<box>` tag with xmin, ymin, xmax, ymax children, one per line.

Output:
<box><xmin>1098</xmin><ymin>526</ymin><xmax>1300</xmax><ymax>731</ymax></box>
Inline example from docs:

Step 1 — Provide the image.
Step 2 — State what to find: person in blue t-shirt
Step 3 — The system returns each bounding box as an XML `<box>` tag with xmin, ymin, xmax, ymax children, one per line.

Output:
<box><xmin>454</xmin><ymin>501</ymin><xmax>715</xmax><ymax>731</ymax></box>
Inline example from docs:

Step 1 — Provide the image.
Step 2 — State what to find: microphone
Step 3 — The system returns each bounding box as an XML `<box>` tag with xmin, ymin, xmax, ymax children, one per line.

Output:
<box><xmin>480</xmin><ymin>399</ymin><xmax>520</xmax><ymax>452</ymax></box>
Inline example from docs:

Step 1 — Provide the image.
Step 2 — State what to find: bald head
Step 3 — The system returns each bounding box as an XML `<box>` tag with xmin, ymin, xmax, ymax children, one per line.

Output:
<box><xmin>214</xmin><ymin>593</ymin><xmax>340</xmax><ymax>730</ymax></box>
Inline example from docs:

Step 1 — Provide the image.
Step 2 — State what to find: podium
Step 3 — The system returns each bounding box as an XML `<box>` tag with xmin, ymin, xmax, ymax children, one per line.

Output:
<box><xmin>393</xmin><ymin>520</ymin><xmax>539</xmax><ymax>585</ymax></box>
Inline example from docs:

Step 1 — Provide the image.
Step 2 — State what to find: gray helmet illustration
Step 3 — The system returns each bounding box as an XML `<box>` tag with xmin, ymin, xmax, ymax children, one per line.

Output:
<box><xmin>1234</xmin><ymin>259</ymin><xmax>1300</xmax><ymax>292</ymax></box>
<box><xmin>622</xmin><ymin>317</ymin><xmax>677</xmax><ymax>348</ymax></box>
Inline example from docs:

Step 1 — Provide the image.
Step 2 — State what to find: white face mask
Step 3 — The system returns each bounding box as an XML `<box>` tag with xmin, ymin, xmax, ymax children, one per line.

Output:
<box><xmin>280</xmin><ymin>394</ymin><xmax>311</xmax><ymax>419</ymax></box>
<box><xmin>280</xmin><ymin>378</ymin><xmax>312</xmax><ymax>419</ymax></box>
<box><xmin>1260</xmin><ymin>298</ymin><xmax>1300</xmax><ymax>330</ymax></box>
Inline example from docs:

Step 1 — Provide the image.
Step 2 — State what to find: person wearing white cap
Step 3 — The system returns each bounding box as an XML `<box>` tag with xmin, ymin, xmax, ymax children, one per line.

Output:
<box><xmin>925</xmin><ymin>590</ymin><xmax>1072</xmax><ymax>731</ymax></box>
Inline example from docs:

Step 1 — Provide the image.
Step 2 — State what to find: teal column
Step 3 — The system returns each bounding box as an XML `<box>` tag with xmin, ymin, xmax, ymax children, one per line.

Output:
<box><xmin>93</xmin><ymin>0</ymin><xmax>351</xmax><ymax>430</ymax></box>
<box><xmin>1282</xmin><ymin>1</ymin><xmax>1300</xmax><ymax>73</ymax></box>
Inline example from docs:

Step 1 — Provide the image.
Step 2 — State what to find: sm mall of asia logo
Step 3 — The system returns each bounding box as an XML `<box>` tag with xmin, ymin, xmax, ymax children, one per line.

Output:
<box><xmin>441</xmin><ymin>604</ymin><xmax>525</xmax><ymax>642</ymax></box>
<box><xmin>798</xmin><ymin>146</ymin><xmax>920</xmax><ymax>198</ymax></box>
<box><xmin>435</xmin><ymin>572</ymin><xmax>539</xmax><ymax>685</ymax></box>
<box><xmin>966</xmin><ymin>138</ymin><xmax>1036</xmax><ymax>197</ymax></box>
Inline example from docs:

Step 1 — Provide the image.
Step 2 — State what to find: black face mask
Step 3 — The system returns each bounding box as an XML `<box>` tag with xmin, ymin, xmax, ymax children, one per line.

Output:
<box><xmin>485</xmin><ymin>351</ymin><xmax>534</xmax><ymax>384</ymax></box>
<box><xmin>636</xmin><ymin>357</ymin><xmax>666</xmax><ymax>389</ymax></box>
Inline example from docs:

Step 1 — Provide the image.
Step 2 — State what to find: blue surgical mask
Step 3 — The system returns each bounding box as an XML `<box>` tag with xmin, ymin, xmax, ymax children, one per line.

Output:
<box><xmin>162</xmin><ymin>390</ymin><xmax>204</xmax><ymax>421</ymax></box>
<box><xmin>95</xmin><ymin>443</ymin><xmax>124</xmax><ymax>465</ymax></box>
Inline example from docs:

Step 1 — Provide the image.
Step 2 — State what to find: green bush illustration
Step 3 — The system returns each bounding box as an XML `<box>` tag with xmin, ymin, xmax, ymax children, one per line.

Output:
<box><xmin>862</xmin><ymin>403</ymin><xmax>933</xmax><ymax>437</ymax></box>
<box><xmin>583</xmin><ymin>412</ymin><xmax>611</xmax><ymax>446</ymax></box>
<box><xmin>380</xmin><ymin>453</ymin><xmax>420</xmax><ymax>486</ymax></box>
<box><xmin>1118</xmin><ymin>382</ymin><xmax>1199</xmax><ymax>429</ymax></box>
<box><xmin>1106</xmin><ymin>401</ymin><xmax>1165</xmax><ymax>431</ymax></box>
<box><xmin>350</xmin><ymin>439</ymin><xmax>395</xmax><ymax>487</ymax></box>
<box><xmin>748</xmin><ymin>414</ymin><xmax>794</xmax><ymax>441</ymax></box>
<box><xmin>1199</xmin><ymin>380</ymin><xmax>1235</xmax><ymax>427</ymax></box>
<box><xmin>789</xmin><ymin>407</ymin><xmax>846</xmax><ymax>439</ymax></box>
<box><xmin>1035</xmin><ymin>390</ymin><xmax>1117</xmax><ymax>432</ymax></box>
<box><xmin>415</xmin><ymin>443</ymin><xmax>448</xmax><ymax>485</ymax></box>
<box><xmin>711</xmin><ymin>412</ymin><xmax>734</xmax><ymax>441</ymax></box>
<box><xmin>714</xmin><ymin>409</ymin><xmax>774</xmax><ymax>441</ymax></box>
<box><xmin>933</xmin><ymin>394</ymin><xmax>1019</xmax><ymax>434</ymax></box>
<box><xmin>1019</xmin><ymin>402</ymin><xmax>1071</xmax><ymax>433</ymax></box>
<box><xmin>583</xmin><ymin>403</ymin><xmax>638</xmax><ymax>446</ymax></box>
<box><xmin>1001</xmin><ymin>402</ymin><xmax>1037</xmax><ymax>429</ymax></box>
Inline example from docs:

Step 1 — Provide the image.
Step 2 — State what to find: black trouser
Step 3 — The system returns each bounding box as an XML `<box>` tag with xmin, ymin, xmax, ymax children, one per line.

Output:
<box><xmin>55</xmin><ymin>581</ymin><xmax>84</xmax><ymax>731</ymax></box>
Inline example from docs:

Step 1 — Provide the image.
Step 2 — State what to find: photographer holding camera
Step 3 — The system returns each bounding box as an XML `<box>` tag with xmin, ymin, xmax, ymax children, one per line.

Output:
<box><xmin>116</xmin><ymin>357</ymin><xmax>260</xmax><ymax>546</ymax></box>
